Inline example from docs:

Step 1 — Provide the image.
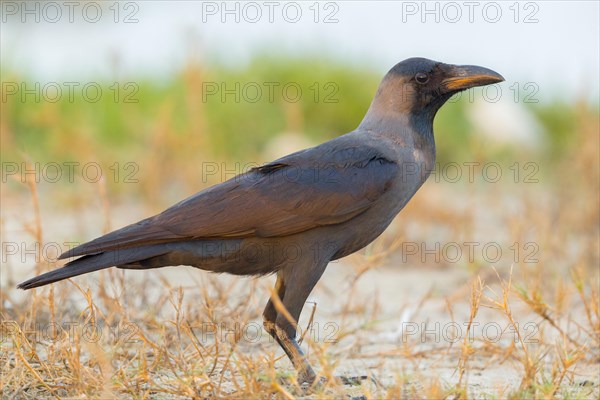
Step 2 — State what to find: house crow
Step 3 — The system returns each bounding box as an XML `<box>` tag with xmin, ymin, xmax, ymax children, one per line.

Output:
<box><xmin>18</xmin><ymin>57</ymin><xmax>504</xmax><ymax>384</ymax></box>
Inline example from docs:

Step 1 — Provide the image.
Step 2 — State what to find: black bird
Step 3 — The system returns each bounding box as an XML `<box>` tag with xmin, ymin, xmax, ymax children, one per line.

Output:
<box><xmin>18</xmin><ymin>58</ymin><xmax>504</xmax><ymax>384</ymax></box>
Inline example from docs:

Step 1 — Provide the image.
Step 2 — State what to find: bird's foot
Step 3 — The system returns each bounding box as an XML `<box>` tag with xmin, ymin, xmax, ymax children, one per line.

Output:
<box><xmin>297</xmin><ymin>366</ymin><xmax>317</xmax><ymax>387</ymax></box>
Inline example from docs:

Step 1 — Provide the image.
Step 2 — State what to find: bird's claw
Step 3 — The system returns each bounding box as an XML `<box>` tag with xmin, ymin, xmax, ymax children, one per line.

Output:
<box><xmin>297</xmin><ymin>368</ymin><xmax>317</xmax><ymax>386</ymax></box>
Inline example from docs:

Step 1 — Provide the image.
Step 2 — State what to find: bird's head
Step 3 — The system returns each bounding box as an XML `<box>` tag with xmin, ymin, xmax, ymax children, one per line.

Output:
<box><xmin>362</xmin><ymin>58</ymin><xmax>504</xmax><ymax>131</ymax></box>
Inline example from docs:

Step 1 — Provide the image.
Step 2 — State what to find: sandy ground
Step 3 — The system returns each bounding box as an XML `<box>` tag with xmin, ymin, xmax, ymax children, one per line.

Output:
<box><xmin>2</xmin><ymin>185</ymin><xmax>599</xmax><ymax>398</ymax></box>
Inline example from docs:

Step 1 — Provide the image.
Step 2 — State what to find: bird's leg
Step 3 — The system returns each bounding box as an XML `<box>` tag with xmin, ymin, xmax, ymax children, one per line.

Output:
<box><xmin>274</xmin><ymin>325</ymin><xmax>316</xmax><ymax>385</ymax></box>
<box><xmin>263</xmin><ymin>272</ymin><xmax>316</xmax><ymax>384</ymax></box>
<box><xmin>263</xmin><ymin>272</ymin><xmax>285</xmax><ymax>339</ymax></box>
<box><xmin>263</xmin><ymin>262</ymin><xmax>328</xmax><ymax>385</ymax></box>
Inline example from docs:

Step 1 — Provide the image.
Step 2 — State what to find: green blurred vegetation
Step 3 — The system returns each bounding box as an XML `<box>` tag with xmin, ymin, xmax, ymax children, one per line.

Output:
<box><xmin>1</xmin><ymin>57</ymin><xmax>597</xmax><ymax>200</ymax></box>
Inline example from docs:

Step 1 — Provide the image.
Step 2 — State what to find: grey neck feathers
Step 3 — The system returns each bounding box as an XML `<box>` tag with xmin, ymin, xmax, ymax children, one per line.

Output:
<box><xmin>358</xmin><ymin>76</ymin><xmax>437</xmax><ymax>151</ymax></box>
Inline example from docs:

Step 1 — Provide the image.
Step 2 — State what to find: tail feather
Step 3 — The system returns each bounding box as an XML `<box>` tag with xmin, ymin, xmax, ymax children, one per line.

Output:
<box><xmin>17</xmin><ymin>246</ymin><xmax>169</xmax><ymax>290</ymax></box>
<box><xmin>57</xmin><ymin>218</ymin><xmax>181</xmax><ymax>260</ymax></box>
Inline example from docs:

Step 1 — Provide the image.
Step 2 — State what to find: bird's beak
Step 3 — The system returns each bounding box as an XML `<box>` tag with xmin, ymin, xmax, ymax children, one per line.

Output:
<box><xmin>442</xmin><ymin>64</ymin><xmax>505</xmax><ymax>92</ymax></box>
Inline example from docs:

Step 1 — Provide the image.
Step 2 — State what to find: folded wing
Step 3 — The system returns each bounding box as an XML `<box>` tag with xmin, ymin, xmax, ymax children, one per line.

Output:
<box><xmin>60</xmin><ymin>140</ymin><xmax>399</xmax><ymax>259</ymax></box>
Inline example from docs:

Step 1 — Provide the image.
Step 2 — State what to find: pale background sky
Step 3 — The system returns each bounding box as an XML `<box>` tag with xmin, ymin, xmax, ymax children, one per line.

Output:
<box><xmin>2</xmin><ymin>1</ymin><xmax>599</xmax><ymax>102</ymax></box>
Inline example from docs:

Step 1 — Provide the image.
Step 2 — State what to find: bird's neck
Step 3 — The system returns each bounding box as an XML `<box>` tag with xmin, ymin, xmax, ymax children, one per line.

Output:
<box><xmin>358</xmin><ymin>81</ymin><xmax>437</xmax><ymax>180</ymax></box>
<box><xmin>358</xmin><ymin>98</ymin><xmax>436</xmax><ymax>152</ymax></box>
<box><xmin>408</xmin><ymin>111</ymin><xmax>436</xmax><ymax>150</ymax></box>
<box><xmin>360</xmin><ymin>75</ymin><xmax>437</xmax><ymax>143</ymax></box>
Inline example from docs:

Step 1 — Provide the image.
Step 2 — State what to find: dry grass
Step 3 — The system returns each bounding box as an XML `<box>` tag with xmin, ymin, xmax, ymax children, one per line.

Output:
<box><xmin>2</xmin><ymin>93</ymin><xmax>599</xmax><ymax>398</ymax></box>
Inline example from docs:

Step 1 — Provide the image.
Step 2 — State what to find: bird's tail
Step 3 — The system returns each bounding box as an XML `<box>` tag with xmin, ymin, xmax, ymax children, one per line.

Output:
<box><xmin>17</xmin><ymin>246</ymin><xmax>169</xmax><ymax>290</ymax></box>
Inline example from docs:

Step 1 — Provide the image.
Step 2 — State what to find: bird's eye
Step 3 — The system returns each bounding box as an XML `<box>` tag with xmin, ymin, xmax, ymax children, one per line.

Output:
<box><xmin>415</xmin><ymin>72</ymin><xmax>429</xmax><ymax>84</ymax></box>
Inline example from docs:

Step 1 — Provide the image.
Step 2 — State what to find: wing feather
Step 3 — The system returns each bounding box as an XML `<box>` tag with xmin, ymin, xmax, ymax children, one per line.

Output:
<box><xmin>60</xmin><ymin>139</ymin><xmax>398</xmax><ymax>259</ymax></box>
